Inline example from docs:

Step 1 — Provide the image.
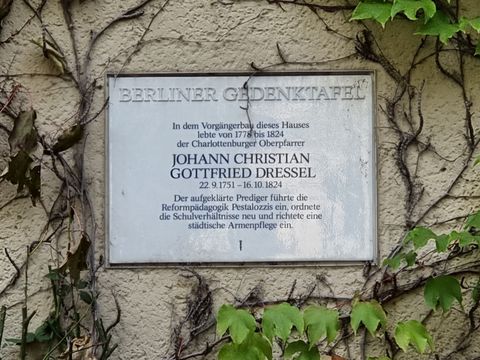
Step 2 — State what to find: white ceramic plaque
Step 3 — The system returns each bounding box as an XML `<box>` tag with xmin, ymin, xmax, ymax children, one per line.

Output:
<box><xmin>107</xmin><ymin>73</ymin><xmax>376</xmax><ymax>264</ymax></box>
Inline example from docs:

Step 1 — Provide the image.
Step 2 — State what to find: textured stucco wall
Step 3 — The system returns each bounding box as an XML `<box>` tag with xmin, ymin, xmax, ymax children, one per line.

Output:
<box><xmin>0</xmin><ymin>1</ymin><xmax>479</xmax><ymax>359</ymax></box>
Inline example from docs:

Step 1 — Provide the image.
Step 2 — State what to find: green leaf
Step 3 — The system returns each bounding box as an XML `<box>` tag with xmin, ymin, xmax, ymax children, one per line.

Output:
<box><xmin>416</xmin><ymin>11</ymin><xmax>460</xmax><ymax>43</ymax></box>
<box><xmin>79</xmin><ymin>290</ymin><xmax>93</xmax><ymax>305</ymax></box>
<box><xmin>77</xmin><ymin>279</ymin><xmax>89</xmax><ymax>289</ymax></box>
<box><xmin>458</xmin><ymin>232</ymin><xmax>480</xmax><ymax>247</ymax></box>
<box><xmin>424</xmin><ymin>275</ymin><xmax>462</xmax><ymax>311</ymax></box>
<box><xmin>217</xmin><ymin>304</ymin><xmax>256</xmax><ymax>344</ymax></box>
<box><xmin>384</xmin><ymin>251</ymin><xmax>416</xmax><ymax>269</ymax></box>
<box><xmin>367</xmin><ymin>357</ymin><xmax>391</xmax><ymax>360</ymax></box>
<box><xmin>218</xmin><ymin>333</ymin><xmax>271</xmax><ymax>360</ymax></box>
<box><xmin>394</xmin><ymin>320</ymin><xmax>433</xmax><ymax>353</ymax></box>
<box><xmin>404</xmin><ymin>251</ymin><xmax>417</xmax><ymax>266</ymax></box>
<box><xmin>383</xmin><ymin>253</ymin><xmax>402</xmax><ymax>269</ymax></box>
<box><xmin>34</xmin><ymin>322</ymin><xmax>54</xmax><ymax>343</ymax></box>
<box><xmin>474</xmin><ymin>156</ymin><xmax>480</xmax><ymax>165</ymax></box>
<box><xmin>304</xmin><ymin>305</ymin><xmax>340</xmax><ymax>345</ymax></box>
<box><xmin>468</xmin><ymin>17</ymin><xmax>480</xmax><ymax>31</ymax></box>
<box><xmin>27</xmin><ymin>332</ymin><xmax>36</xmax><ymax>343</ymax></box>
<box><xmin>391</xmin><ymin>0</ymin><xmax>436</xmax><ymax>22</ymax></box>
<box><xmin>351</xmin><ymin>0</ymin><xmax>393</xmax><ymax>28</ymax></box>
<box><xmin>284</xmin><ymin>340</ymin><xmax>320</xmax><ymax>360</ymax></box>
<box><xmin>45</xmin><ymin>270</ymin><xmax>62</xmax><ymax>281</ymax></box>
<box><xmin>435</xmin><ymin>234</ymin><xmax>451</xmax><ymax>252</ymax></box>
<box><xmin>262</xmin><ymin>303</ymin><xmax>304</xmax><ymax>342</ymax></box>
<box><xmin>218</xmin><ymin>343</ymin><xmax>263</xmax><ymax>360</ymax></box>
<box><xmin>449</xmin><ymin>231</ymin><xmax>480</xmax><ymax>247</ymax></box>
<box><xmin>350</xmin><ymin>300</ymin><xmax>387</xmax><ymax>336</ymax></box>
<box><xmin>465</xmin><ymin>211</ymin><xmax>480</xmax><ymax>229</ymax></box>
<box><xmin>459</xmin><ymin>16</ymin><xmax>480</xmax><ymax>32</ymax></box>
<box><xmin>249</xmin><ymin>333</ymin><xmax>272</xmax><ymax>360</ymax></box>
<box><xmin>404</xmin><ymin>227</ymin><xmax>436</xmax><ymax>249</ymax></box>
<box><xmin>250</xmin><ymin>332</ymin><xmax>272</xmax><ymax>360</ymax></box>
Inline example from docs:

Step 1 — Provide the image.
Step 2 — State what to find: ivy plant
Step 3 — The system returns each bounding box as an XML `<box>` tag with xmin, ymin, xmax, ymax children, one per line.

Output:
<box><xmin>215</xmin><ymin>301</ymin><xmax>434</xmax><ymax>359</ymax></box>
<box><xmin>351</xmin><ymin>0</ymin><xmax>480</xmax><ymax>53</ymax></box>
<box><xmin>214</xmin><ymin>208</ymin><xmax>480</xmax><ymax>359</ymax></box>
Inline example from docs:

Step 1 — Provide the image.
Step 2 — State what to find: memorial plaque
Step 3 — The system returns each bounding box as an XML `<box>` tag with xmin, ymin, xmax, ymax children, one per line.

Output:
<box><xmin>107</xmin><ymin>72</ymin><xmax>376</xmax><ymax>264</ymax></box>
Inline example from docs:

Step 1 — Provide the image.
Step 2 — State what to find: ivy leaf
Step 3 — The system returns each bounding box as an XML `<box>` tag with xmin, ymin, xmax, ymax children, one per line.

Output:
<box><xmin>262</xmin><ymin>303</ymin><xmax>304</xmax><ymax>342</ymax></box>
<box><xmin>383</xmin><ymin>253</ymin><xmax>402</xmax><ymax>270</ymax></box>
<box><xmin>404</xmin><ymin>251</ymin><xmax>417</xmax><ymax>266</ymax></box>
<box><xmin>465</xmin><ymin>211</ymin><xmax>480</xmax><ymax>229</ymax></box>
<box><xmin>404</xmin><ymin>227</ymin><xmax>436</xmax><ymax>249</ymax></box>
<box><xmin>383</xmin><ymin>251</ymin><xmax>416</xmax><ymax>269</ymax></box>
<box><xmin>391</xmin><ymin>0</ymin><xmax>436</xmax><ymax>22</ymax></box>
<box><xmin>351</xmin><ymin>0</ymin><xmax>393</xmax><ymax>28</ymax></box>
<box><xmin>458</xmin><ymin>232</ymin><xmax>480</xmax><ymax>247</ymax></box>
<box><xmin>218</xmin><ymin>333</ymin><xmax>271</xmax><ymax>360</ymax></box>
<box><xmin>219</xmin><ymin>342</ymin><xmax>264</xmax><ymax>360</ymax></box>
<box><xmin>284</xmin><ymin>340</ymin><xmax>320</xmax><ymax>360</ymax></box>
<box><xmin>45</xmin><ymin>269</ymin><xmax>62</xmax><ymax>281</ymax></box>
<box><xmin>416</xmin><ymin>11</ymin><xmax>460</xmax><ymax>43</ymax></box>
<box><xmin>350</xmin><ymin>300</ymin><xmax>387</xmax><ymax>336</ymax></box>
<box><xmin>394</xmin><ymin>320</ymin><xmax>433</xmax><ymax>353</ymax></box>
<box><xmin>449</xmin><ymin>231</ymin><xmax>480</xmax><ymax>247</ymax></box>
<box><xmin>79</xmin><ymin>290</ymin><xmax>93</xmax><ymax>305</ymax></box>
<box><xmin>424</xmin><ymin>275</ymin><xmax>462</xmax><ymax>311</ymax></box>
<box><xmin>435</xmin><ymin>234</ymin><xmax>451</xmax><ymax>252</ymax></box>
<box><xmin>250</xmin><ymin>332</ymin><xmax>272</xmax><ymax>360</ymax></box>
<box><xmin>459</xmin><ymin>16</ymin><xmax>480</xmax><ymax>32</ymax></box>
<box><xmin>34</xmin><ymin>321</ymin><xmax>55</xmax><ymax>343</ymax></box>
<box><xmin>77</xmin><ymin>280</ymin><xmax>89</xmax><ymax>289</ymax></box>
<box><xmin>217</xmin><ymin>304</ymin><xmax>256</xmax><ymax>344</ymax></box>
<box><xmin>468</xmin><ymin>17</ymin><xmax>480</xmax><ymax>31</ymax></box>
<box><xmin>303</xmin><ymin>306</ymin><xmax>340</xmax><ymax>345</ymax></box>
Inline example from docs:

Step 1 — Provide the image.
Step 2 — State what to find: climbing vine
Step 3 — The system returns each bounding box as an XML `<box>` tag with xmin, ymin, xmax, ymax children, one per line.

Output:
<box><xmin>168</xmin><ymin>1</ymin><xmax>480</xmax><ymax>359</ymax></box>
<box><xmin>212</xmin><ymin>209</ymin><xmax>479</xmax><ymax>359</ymax></box>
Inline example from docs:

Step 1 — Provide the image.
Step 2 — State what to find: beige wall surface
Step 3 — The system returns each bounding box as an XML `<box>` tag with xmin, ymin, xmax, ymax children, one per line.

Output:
<box><xmin>0</xmin><ymin>1</ymin><xmax>479</xmax><ymax>359</ymax></box>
